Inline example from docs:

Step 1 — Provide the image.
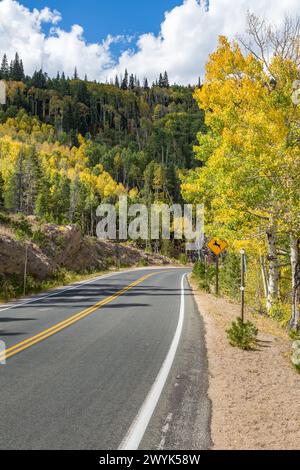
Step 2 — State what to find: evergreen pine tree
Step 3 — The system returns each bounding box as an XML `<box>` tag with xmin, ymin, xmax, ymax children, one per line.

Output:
<box><xmin>121</xmin><ymin>69</ymin><xmax>128</xmax><ymax>90</ymax></box>
<box><xmin>129</xmin><ymin>74</ymin><xmax>135</xmax><ymax>90</ymax></box>
<box><xmin>59</xmin><ymin>72</ymin><xmax>70</xmax><ymax>94</ymax></box>
<box><xmin>114</xmin><ymin>75</ymin><xmax>120</xmax><ymax>88</ymax></box>
<box><xmin>0</xmin><ymin>54</ymin><xmax>9</xmax><ymax>80</ymax></box>
<box><xmin>19</xmin><ymin>59</ymin><xmax>25</xmax><ymax>80</ymax></box>
<box><xmin>23</xmin><ymin>147</ymin><xmax>43</xmax><ymax>214</ymax></box>
<box><xmin>10</xmin><ymin>53</ymin><xmax>25</xmax><ymax>81</ymax></box>
<box><xmin>163</xmin><ymin>71</ymin><xmax>169</xmax><ymax>88</ymax></box>
<box><xmin>9</xmin><ymin>60</ymin><xmax>13</xmax><ymax>79</ymax></box>
<box><xmin>74</xmin><ymin>81</ymin><xmax>89</xmax><ymax>105</ymax></box>
<box><xmin>35</xmin><ymin>179</ymin><xmax>51</xmax><ymax>219</ymax></box>
<box><xmin>5</xmin><ymin>149</ymin><xmax>25</xmax><ymax>212</ymax></box>
<box><xmin>31</xmin><ymin>69</ymin><xmax>47</xmax><ymax>88</ymax></box>
<box><xmin>158</xmin><ymin>73</ymin><xmax>164</xmax><ymax>88</ymax></box>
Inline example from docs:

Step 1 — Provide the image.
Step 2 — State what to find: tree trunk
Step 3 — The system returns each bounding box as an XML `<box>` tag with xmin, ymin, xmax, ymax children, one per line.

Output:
<box><xmin>290</xmin><ymin>235</ymin><xmax>300</xmax><ymax>331</ymax></box>
<box><xmin>266</xmin><ymin>228</ymin><xmax>280</xmax><ymax>312</ymax></box>
<box><xmin>260</xmin><ymin>255</ymin><xmax>268</xmax><ymax>297</ymax></box>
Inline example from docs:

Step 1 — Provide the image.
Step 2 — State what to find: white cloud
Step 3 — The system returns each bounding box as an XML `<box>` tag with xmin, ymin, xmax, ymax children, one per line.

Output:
<box><xmin>0</xmin><ymin>0</ymin><xmax>299</xmax><ymax>84</ymax></box>
<box><xmin>107</xmin><ymin>0</ymin><xmax>300</xmax><ymax>84</ymax></box>
<box><xmin>0</xmin><ymin>0</ymin><xmax>114</xmax><ymax>78</ymax></box>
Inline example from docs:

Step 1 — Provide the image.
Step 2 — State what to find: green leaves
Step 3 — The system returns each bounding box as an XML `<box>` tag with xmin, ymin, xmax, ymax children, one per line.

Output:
<box><xmin>227</xmin><ymin>317</ymin><xmax>258</xmax><ymax>350</ymax></box>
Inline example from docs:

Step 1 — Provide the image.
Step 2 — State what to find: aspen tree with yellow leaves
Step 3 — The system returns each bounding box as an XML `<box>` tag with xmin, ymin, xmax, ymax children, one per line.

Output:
<box><xmin>182</xmin><ymin>15</ymin><xmax>300</xmax><ymax>329</ymax></box>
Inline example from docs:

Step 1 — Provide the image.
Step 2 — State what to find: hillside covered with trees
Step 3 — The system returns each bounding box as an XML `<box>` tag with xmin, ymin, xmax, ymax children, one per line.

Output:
<box><xmin>0</xmin><ymin>53</ymin><xmax>205</xmax><ymax>235</ymax></box>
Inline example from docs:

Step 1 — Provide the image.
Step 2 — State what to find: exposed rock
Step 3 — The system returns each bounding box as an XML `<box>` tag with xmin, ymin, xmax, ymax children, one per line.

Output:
<box><xmin>0</xmin><ymin>223</ymin><xmax>170</xmax><ymax>281</ymax></box>
<box><xmin>0</xmin><ymin>235</ymin><xmax>55</xmax><ymax>280</ymax></box>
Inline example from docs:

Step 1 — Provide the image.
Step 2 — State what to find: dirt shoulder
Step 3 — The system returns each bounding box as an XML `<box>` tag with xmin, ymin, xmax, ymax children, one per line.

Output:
<box><xmin>189</xmin><ymin>276</ymin><xmax>300</xmax><ymax>450</ymax></box>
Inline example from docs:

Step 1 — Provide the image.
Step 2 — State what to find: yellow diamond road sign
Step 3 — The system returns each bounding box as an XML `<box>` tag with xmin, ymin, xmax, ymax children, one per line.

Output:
<box><xmin>208</xmin><ymin>238</ymin><xmax>228</xmax><ymax>256</ymax></box>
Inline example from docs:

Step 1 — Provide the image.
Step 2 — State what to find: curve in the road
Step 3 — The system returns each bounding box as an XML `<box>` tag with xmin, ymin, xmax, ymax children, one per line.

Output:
<box><xmin>119</xmin><ymin>273</ymin><xmax>186</xmax><ymax>450</ymax></box>
<box><xmin>0</xmin><ymin>271</ymin><xmax>158</xmax><ymax>362</ymax></box>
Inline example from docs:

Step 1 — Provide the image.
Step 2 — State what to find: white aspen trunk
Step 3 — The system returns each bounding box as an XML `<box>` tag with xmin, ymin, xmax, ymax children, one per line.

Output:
<box><xmin>290</xmin><ymin>235</ymin><xmax>300</xmax><ymax>331</ymax></box>
<box><xmin>260</xmin><ymin>255</ymin><xmax>268</xmax><ymax>297</ymax></box>
<box><xmin>266</xmin><ymin>228</ymin><xmax>280</xmax><ymax>312</ymax></box>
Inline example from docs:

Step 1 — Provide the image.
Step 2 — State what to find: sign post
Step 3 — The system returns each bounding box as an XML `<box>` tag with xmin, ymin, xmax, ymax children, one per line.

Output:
<box><xmin>240</xmin><ymin>249</ymin><xmax>246</xmax><ymax>323</ymax></box>
<box><xmin>215</xmin><ymin>254</ymin><xmax>219</xmax><ymax>295</ymax></box>
<box><xmin>208</xmin><ymin>238</ymin><xmax>228</xmax><ymax>296</ymax></box>
<box><xmin>23</xmin><ymin>245</ymin><xmax>28</xmax><ymax>297</ymax></box>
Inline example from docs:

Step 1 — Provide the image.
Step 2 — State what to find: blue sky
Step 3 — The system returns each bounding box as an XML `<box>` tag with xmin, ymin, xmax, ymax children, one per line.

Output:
<box><xmin>0</xmin><ymin>0</ymin><xmax>298</xmax><ymax>84</ymax></box>
<box><xmin>21</xmin><ymin>0</ymin><xmax>184</xmax><ymax>45</ymax></box>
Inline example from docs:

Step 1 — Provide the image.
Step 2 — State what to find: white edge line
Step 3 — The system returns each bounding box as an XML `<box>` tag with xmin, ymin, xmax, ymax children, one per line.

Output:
<box><xmin>0</xmin><ymin>266</ymin><xmax>178</xmax><ymax>313</ymax></box>
<box><xmin>118</xmin><ymin>273</ymin><xmax>187</xmax><ymax>451</ymax></box>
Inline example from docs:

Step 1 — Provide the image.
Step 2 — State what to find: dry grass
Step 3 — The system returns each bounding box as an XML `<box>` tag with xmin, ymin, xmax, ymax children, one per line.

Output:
<box><xmin>0</xmin><ymin>224</ymin><xmax>16</xmax><ymax>239</ymax></box>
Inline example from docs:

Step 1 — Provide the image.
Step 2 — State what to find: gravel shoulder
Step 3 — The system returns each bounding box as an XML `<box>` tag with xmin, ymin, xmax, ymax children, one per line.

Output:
<box><xmin>189</xmin><ymin>276</ymin><xmax>300</xmax><ymax>450</ymax></box>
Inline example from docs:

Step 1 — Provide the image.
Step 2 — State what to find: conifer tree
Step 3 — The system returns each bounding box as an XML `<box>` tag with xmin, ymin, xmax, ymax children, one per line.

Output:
<box><xmin>23</xmin><ymin>148</ymin><xmax>43</xmax><ymax>214</ymax></box>
<box><xmin>31</xmin><ymin>69</ymin><xmax>47</xmax><ymax>88</ymax></box>
<box><xmin>35</xmin><ymin>179</ymin><xmax>51</xmax><ymax>219</ymax></box>
<box><xmin>143</xmin><ymin>78</ymin><xmax>149</xmax><ymax>90</ymax></box>
<box><xmin>10</xmin><ymin>53</ymin><xmax>25</xmax><ymax>81</ymax></box>
<box><xmin>114</xmin><ymin>75</ymin><xmax>120</xmax><ymax>88</ymax></box>
<box><xmin>0</xmin><ymin>54</ymin><xmax>9</xmax><ymax>80</ymax></box>
<box><xmin>5</xmin><ymin>149</ymin><xmax>25</xmax><ymax>212</ymax></box>
<box><xmin>158</xmin><ymin>73</ymin><xmax>164</xmax><ymax>88</ymax></box>
<box><xmin>121</xmin><ymin>69</ymin><xmax>128</xmax><ymax>90</ymax></box>
<box><xmin>163</xmin><ymin>71</ymin><xmax>169</xmax><ymax>88</ymax></box>
<box><xmin>129</xmin><ymin>74</ymin><xmax>135</xmax><ymax>90</ymax></box>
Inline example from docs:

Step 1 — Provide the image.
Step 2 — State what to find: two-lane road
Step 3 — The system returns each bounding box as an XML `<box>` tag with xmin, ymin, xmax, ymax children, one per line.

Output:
<box><xmin>0</xmin><ymin>268</ymin><xmax>211</xmax><ymax>450</ymax></box>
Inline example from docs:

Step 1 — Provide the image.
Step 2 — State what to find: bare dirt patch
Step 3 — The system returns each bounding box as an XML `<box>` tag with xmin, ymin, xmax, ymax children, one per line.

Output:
<box><xmin>189</xmin><ymin>276</ymin><xmax>300</xmax><ymax>450</ymax></box>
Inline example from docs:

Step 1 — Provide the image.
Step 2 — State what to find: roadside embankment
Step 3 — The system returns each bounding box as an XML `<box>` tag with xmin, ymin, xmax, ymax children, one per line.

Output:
<box><xmin>0</xmin><ymin>217</ymin><xmax>171</xmax><ymax>300</ymax></box>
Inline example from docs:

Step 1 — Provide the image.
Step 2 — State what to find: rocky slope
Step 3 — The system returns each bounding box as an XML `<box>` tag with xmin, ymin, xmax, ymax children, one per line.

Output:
<box><xmin>0</xmin><ymin>222</ymin><xmax>170</xmax><ymax>282</ymax></box>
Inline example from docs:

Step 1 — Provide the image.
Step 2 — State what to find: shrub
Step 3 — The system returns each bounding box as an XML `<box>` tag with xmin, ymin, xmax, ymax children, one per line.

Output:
<box><xmin>289</xmin><ymin>330</ymin><xmax>300</xmax><ymax>341</ymax></box>
<box><xmin>0</xmin><ymin>278</ymin><xmax>17</xmax><ymax>301</ymax></box>
<box><xmin>294</xmin><ymin>364</ymin><xmax>300</xmax><ymax>373</ymax></box>
<box><xmin>292</xmin><ymin>341</ymin><xmax>300</xmax><ymax>373</ymax></box>
<box><xmin>32</xmin><ymin>229</ymin><xmax>47</xmax><ymax>247</ymax></box>
<box><xmin>12</xmin><ymin>217</ymin><xmax>33</xmax><ymax>240</ymax></box>
<box><xmin>56</xmin><ymin>234</ymin><xmax>66</xmax><ymax>250</ymax></box>
<box><xmin>138</xmin><ymin>258</ymin><xmax>149</xmax><ymax>267</ymax></box>
<box><xmin>269</xmin><ymin>301</ymin><xmax>291</xmax><ymax>327</ymax></box>
<box><xmin>227</xmin><ymin>317</ymin><xmax>258</xmax><ymax>350</ymax></box>
<box><xmin>105</xmin><ymin>256</ymin><xmax>115</xmax><ymax>267</ymax></box>
<box><xmin>0</xmin><ymin>273</ymin><xmax>23</xmax><ymax>301</ymax></box>
<box><xmin>160</xmin><ymin>239</ymin><xmax>173</xmax><ymax>257</ymax></box>
<box><xmin>219</xmin><ymin>253</ymin><xmax>241</xmax><ymax>299</ymax></box>
<box><xmin>178</xmin><ymin>253</ymin><xmax>188</xmax><ymax>265</ymax></box>
<box><xmin>0</xmin><ymin>211</ymin><xmax>10</xmax><ymax>224</ymax></box>
<box><xmin>192</xmin><ymin>260</ymin><xmax>215</xmax><ymax>292</ymax></box>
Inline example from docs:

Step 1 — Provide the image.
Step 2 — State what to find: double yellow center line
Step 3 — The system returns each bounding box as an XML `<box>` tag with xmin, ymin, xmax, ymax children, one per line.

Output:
<box><xmin>0</xmin><ymin>272</ymin><xmax>157</xmax><ymax>362</ymax></box>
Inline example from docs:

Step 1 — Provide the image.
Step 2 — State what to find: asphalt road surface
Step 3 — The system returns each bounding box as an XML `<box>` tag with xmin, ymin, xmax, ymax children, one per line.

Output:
<box><xmin>0</xmin><ymin>267</ymin><xmax>211</xmax><ymax>450</ymax></box>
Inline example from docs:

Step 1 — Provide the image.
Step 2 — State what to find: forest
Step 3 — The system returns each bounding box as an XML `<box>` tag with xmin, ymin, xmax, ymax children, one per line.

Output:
<box><xmin>183</xmin><ymin>15</ymin><xmax>300</xmax><ymax>331</ymax></box>
<box><xmin>0</xmin><ymin>53</ymin><xmax>205</xmax><ymax>237</ymax></box>
<box><xmin>0</xmin><ymin>14</ymin><xmax>299</xmax><ymax>331</ymax></box>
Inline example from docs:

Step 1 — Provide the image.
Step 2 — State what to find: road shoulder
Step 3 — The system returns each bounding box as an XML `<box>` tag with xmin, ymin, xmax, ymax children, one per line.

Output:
<box><xmin>140</xmin><ymin>275</ymin><xmax>212</xmax><ymax>450</ymax></box>
<box><xmin>189</xmin><ymin>276</ymin><xmax>300</xmax><ymax>450</ymax></box>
